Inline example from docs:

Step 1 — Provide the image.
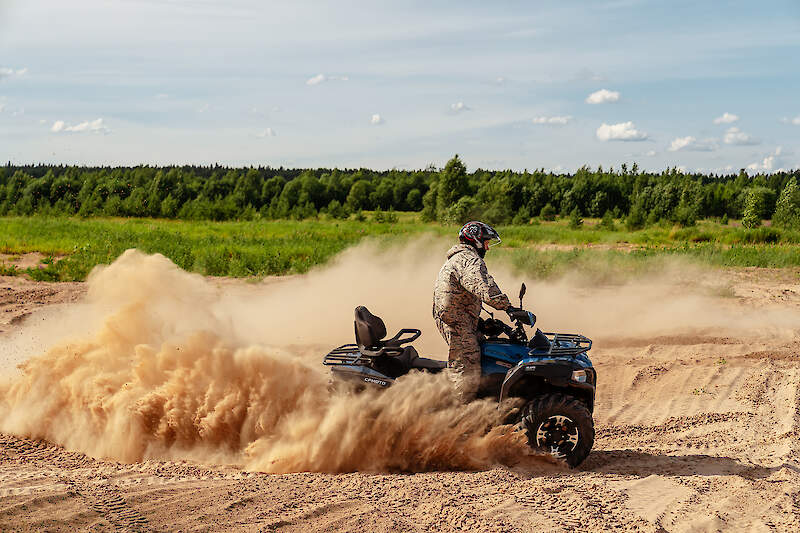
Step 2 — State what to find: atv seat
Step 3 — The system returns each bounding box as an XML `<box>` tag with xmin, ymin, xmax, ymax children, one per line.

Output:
<box><xmin>411</xmin><ymin>357</ymin><xmax>448</xmax><ymax>370</ymax></box>
<box><xmin>354</xmin><ymin>306</ymin><xmax>421</xmax><ymax>357</ymax></box>
<box><xmin>372</xmin><ymin>345</ymin><xmax>448</xmax><ymax>377</ymax></box>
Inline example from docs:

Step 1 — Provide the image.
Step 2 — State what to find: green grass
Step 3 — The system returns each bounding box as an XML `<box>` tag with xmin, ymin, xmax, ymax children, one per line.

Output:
<box><xmin>0</xmin><ymin>217</ymin><xmax>431</xmax><ymax>281</ymax></box>
<box><xmin>2</xmin><ymin>215</ymin><xmax>800</xmax><ymax>282</ymax></box>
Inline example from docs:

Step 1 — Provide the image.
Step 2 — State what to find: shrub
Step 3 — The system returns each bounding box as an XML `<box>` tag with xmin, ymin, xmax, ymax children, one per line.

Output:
<box><xmin>568</xmin><ymin>207</ymin><xmax>583</xmax><ymax>229</ymax></box>
<box><xmin>511</xmin><ymin>206</ymin><xmax>531</xmax><ymax>226</ymax></box>
<box><xmin>0</xmin><ymin>262</ymin><xmax>19</xmax><ymax>276</ymax></box>
<box><xmin>325</xmin><ymin>199</ymin><xmax>347</xmax><ymax>220</ymax></box>
<box><xmin>443</xmin><ymin>196</ymin><xmax>479</xmax><ymax>225</ymax></box>
<box><xmin>599</xmin><ymin>210</ymin><xmax>615</xmax><ymax>231</ymax></box>
<box><xmin>539</xmin><ymin>203</ymin><xmax>556</xmax><ymax>221</ymax></box>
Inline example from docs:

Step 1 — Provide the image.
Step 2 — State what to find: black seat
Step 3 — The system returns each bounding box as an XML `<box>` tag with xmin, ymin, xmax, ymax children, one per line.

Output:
<box><xmin>371</xmin><ymin>345</ymin><xmax>447</xmax><ymax>377</ymax></box>
<box><xmin>411</xmin><ymin>357</ymin><xmax>447</xmax><ymax>370</ymax></box>
<box><xmin>354</xmin><ymin>306</ymin><xmax>423</xmax><ymax>358</ymax></box>
<box><xmin>354</xmin><ymin>306</ymin><xmax>388</xmax><ymax>350</ymax></box>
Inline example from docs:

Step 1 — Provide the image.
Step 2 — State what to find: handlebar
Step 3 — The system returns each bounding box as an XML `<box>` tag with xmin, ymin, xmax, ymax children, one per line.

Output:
<box><xmin>479</xmin><ymin>308</ymin><xmax>536</xmax><ymax>343</ymax></box>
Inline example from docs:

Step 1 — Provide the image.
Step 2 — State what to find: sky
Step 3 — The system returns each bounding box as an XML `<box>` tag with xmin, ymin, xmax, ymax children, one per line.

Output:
<box><xmin>0</xmin><ymin>0</ymin><xmax>799</xmax><ymax>172</ymax></box>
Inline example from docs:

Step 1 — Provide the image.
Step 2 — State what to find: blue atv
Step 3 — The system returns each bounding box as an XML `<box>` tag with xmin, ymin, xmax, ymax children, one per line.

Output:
<box><xmin>322</xmin><ymin>284</ymin><xmax>597</xmax><ymax>467</ymax></box>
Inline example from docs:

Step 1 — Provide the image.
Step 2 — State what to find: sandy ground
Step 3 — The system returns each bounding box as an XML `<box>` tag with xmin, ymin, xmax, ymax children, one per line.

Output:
<box><xmin>2</xmin><ymin>268</ymin><xmax>800</xmax><ymax>532</ymax></box>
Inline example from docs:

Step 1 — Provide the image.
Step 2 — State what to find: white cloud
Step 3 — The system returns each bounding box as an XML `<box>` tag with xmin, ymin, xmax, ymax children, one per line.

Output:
<box><xmin>0</xmin><ymin>103</ymin><xmax>5</xmax><ymax>113</ymax></box>
<box><xmin>155</xmin><ymin>93</ymin><xmax>169</xmax><ymax>100</ymax></box>
<box><xmin>51</xmin><ymin>118</ymin><xmax>110</xmax><ymax>134</ymax></box>
<box><xmin>646</xmin><ymin>150</ymin><xmax>657</xmax><ymax>157</ymax></box>
<box><xmin>723</xmin><ymin>126</ymin><xmax>759</xmax><ymax>145</ymax></box>
<box><xmin>450</xmin><ymin>102</ymin><xmax>470</xmax><ymax>113</ymax></box>
<box><xmin>668</xmin><ymin>136</ymin><xmax>717</xmax><ymax>152</ymax></box>
<box><xmin>532</xmin><ymin>115</ymin><xmax>571</xmax><ymax>125</ymax></box>
<box><xmin>747</xmin><ymin>146</ymin><xmax>784</xmax><ymax>172</ymax></box>
<box><xmin>306</xmin><ymin>74</ymin><xmax>348</xmax><ymax>86</ymax></box>
<box><xmin>197</xmin><ymin>103</ymin><xmax>210</xmax><ymax>113</ymax></box>
<box><xmin>713</xmin><ymin>112</ymin><xmax>739</xmax><ymax>124</ymax></box>
<box><xmin>0</xmin><ymin>67</ymin><xmax>27</xmax><ymax>80</ymax></box>
<box><xmin>585</xmin><ymin>89</ymin><xmax>620</xmax><ymax>104</ymax></box>
<box><xmin>255</xmin><ymin>128</ymin><xmax>276</xmax><ymax>138</ymax></box>
<box><xmin>780</xmin><ymin>115</ymin><xmax>800</xmax><ymax>125</ymax></box>
<box><xmin>596</xmin><ymin>121</ymin><xmax>647</xmax><ymax>141</ymax></box>
<box><xmin>495</xmin><ymin>77</ymin><xmax>506</xmax><ymax>84</ymax></box>
<box><xmin>370</xmin><ymin>114</ymin><xmax>384</xmax><ymax>125</ymax></box>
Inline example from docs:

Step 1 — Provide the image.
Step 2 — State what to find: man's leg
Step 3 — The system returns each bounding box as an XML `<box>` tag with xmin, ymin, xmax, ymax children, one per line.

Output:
<box><xmin>444</xmin><ymin>325</ymin><xmax>482</xmax><ymax>402</ymax></box>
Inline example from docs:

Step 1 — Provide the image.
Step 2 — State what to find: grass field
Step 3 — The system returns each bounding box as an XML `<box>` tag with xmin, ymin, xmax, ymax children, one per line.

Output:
<box><xmin>2</xmin><ymin>215</ymin><xmax>800</xmax><ymax>282</ymax></box>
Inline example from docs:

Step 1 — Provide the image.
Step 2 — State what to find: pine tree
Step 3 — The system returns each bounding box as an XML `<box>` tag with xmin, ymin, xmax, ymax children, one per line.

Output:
<box><xmin>741</xmin><ymin>189</ymin><xmax>762</xmax><ymax>229</ymax></box>
<box><xmin>773</xmin><ymin>178</ymin><xmax>800</xmax><ymax>230</ymax></box>
<box><xmin>436</xmin><ymin>155</ymin><xmax>468</xmax><ymax>221</ymax></box>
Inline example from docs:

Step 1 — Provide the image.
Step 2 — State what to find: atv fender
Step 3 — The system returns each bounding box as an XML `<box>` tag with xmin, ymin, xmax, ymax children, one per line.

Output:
<box><xmin>499</xmin><ymin>362</ymin><xmax>595</xmax><ymax>408</ymax></box>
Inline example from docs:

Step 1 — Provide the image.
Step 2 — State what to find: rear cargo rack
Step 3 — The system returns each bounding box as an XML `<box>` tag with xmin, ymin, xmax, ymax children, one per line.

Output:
<box><xmin>541</xmin><ymin>333</ymin><xmax>592</xmax><ymax>357</ymax></box>
<box><xmin>323</xmin><ymin>344</ymin><xmax>365</xmax><ymax>366</ymax></box>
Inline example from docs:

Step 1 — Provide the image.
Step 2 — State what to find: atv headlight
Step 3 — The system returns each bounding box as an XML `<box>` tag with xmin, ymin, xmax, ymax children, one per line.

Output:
<box><xmin>571</xmin><ymin>370</ymin><xmax>587</xmax><ymax>383</ymax></box>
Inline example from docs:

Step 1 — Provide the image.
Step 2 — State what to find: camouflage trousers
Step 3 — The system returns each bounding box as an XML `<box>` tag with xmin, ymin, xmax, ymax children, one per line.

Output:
<box><xmin>434</xmin><ymin>318</ymin><xmax>481</xmax><ymax>402</ymax></box>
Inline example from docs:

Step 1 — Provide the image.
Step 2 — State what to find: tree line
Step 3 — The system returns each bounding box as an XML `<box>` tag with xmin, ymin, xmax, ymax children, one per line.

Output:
<box><xmin>2</xmin><ymin>157</ymin><xmax>800</xmax><ymax>229</ymax></box>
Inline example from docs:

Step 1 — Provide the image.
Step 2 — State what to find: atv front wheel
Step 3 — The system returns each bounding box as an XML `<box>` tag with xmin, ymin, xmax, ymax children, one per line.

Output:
<box><xmin>520</xmin><ymin>393</ymin><xmax>594</xmax><ymax>467</ymax></box>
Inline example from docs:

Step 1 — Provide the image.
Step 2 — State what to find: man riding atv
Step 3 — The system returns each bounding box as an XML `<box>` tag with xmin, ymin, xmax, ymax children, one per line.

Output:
<box><xmin>433</xmin><ymin>221</ymin><xmax>531</xmax><ymax>401</ymax></box>
<box><xmin>324</xmin><ymin>220</ymin><xmax>597</xmax><ymax>465</ymax></box>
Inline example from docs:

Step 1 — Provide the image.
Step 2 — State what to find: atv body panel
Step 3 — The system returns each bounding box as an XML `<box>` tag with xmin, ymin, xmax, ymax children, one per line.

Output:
<box><xmin>480</xmin><ymin>334</ymin><xmax>596</xmax><ymax>412</ymax></box>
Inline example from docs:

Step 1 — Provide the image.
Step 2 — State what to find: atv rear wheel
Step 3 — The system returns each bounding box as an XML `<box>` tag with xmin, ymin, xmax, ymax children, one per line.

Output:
<box><xmin>520</xmin><ymin>393</ymin><xmax>594</xmax><ymax>467</ymax></box>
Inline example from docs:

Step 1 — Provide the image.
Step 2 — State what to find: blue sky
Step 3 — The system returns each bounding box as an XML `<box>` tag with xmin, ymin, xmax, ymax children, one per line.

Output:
<box><xmin>1</xmin><ymin>0</ymin><xmax>799</xmax><ymax>172</ymax></box>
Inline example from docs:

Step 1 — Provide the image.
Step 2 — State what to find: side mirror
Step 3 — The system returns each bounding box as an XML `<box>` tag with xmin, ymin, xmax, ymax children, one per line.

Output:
<box><xmin>519</xmin><ymin>283</ymin><xmax>526</xmax><ymax>307</ymax></box>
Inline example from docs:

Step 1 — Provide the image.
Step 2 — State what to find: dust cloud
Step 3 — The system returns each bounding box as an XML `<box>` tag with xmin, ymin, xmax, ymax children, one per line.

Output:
<box><xmin>1</xmin><ymin>240</ymin><xmax>797</xmax><ymax>473</ymax></box>
<box><xmin>0</xmin><ymin>246</ymin><xmax>526</xmax><ymax>473</ymax></box>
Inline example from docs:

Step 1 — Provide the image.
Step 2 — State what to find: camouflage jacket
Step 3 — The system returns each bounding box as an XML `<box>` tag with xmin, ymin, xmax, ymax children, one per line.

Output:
<box><xmin>433</xmin><ymin>244</ymin><xmax>511</xmax><ymax>328</ymax></box>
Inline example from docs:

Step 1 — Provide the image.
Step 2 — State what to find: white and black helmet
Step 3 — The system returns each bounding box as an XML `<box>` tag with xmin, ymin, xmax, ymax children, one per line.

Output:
<box><xmin>459</xmin><ymin>221</ymin><xmax>501</xmax><ymax>253</ymax></box>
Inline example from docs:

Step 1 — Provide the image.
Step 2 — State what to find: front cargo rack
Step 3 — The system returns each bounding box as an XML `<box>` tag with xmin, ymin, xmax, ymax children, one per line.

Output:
<box><xmin>323</xmin><ymin>344</ymin><xmax>365</xmax><ymax>366</ymax></box>
<box><xmin>541</xmin><ymin>333</ymin><xmax>592</xmax><ymax>357</ymax></box>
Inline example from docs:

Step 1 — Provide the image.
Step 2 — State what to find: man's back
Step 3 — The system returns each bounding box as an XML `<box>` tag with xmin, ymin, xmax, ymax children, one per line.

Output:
<box><xmin>433</xmin><ymin>244</ymin><xmax>510</xmax><ymax>329</ymax></box>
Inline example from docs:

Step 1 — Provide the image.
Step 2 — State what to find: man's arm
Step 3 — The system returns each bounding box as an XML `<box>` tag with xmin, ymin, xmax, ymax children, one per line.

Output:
<box><xmin>460</xmin><ymin>256</ymin><xmax>511</xmax><ymax>311</ymax></box>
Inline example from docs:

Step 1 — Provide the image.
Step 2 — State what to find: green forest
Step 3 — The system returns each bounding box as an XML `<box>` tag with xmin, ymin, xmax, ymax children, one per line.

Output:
<box><xmin>3</xmin><ymin>156</ymin><xmax>800</xmax><ymax>229</ymax></box>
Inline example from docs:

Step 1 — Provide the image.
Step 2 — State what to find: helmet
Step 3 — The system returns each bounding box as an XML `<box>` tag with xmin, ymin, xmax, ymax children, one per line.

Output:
<box><xmin>459</xmin><ymin>221</ymin><xmax>501</xmax><ymax>257</ymax></box>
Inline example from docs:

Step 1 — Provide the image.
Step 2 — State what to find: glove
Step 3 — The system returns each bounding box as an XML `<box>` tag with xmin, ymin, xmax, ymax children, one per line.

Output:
<box><xmin>506</xmin><ymin>306</ymin><xmax>533</xmax><ymax>325</ymax></box>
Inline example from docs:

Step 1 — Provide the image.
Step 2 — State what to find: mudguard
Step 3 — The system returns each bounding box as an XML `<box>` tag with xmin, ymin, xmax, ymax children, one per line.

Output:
<box><xmin>499</xmin><ymin>361</ymin><xmax>595</xmax><ymax>404</ymax></box>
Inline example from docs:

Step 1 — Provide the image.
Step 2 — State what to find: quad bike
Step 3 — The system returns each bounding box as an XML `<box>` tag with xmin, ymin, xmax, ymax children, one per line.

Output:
<box><xmin>322</xmin><ymin>284</ymin><xmax>597</xmax><ymax>467</ymax></box>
